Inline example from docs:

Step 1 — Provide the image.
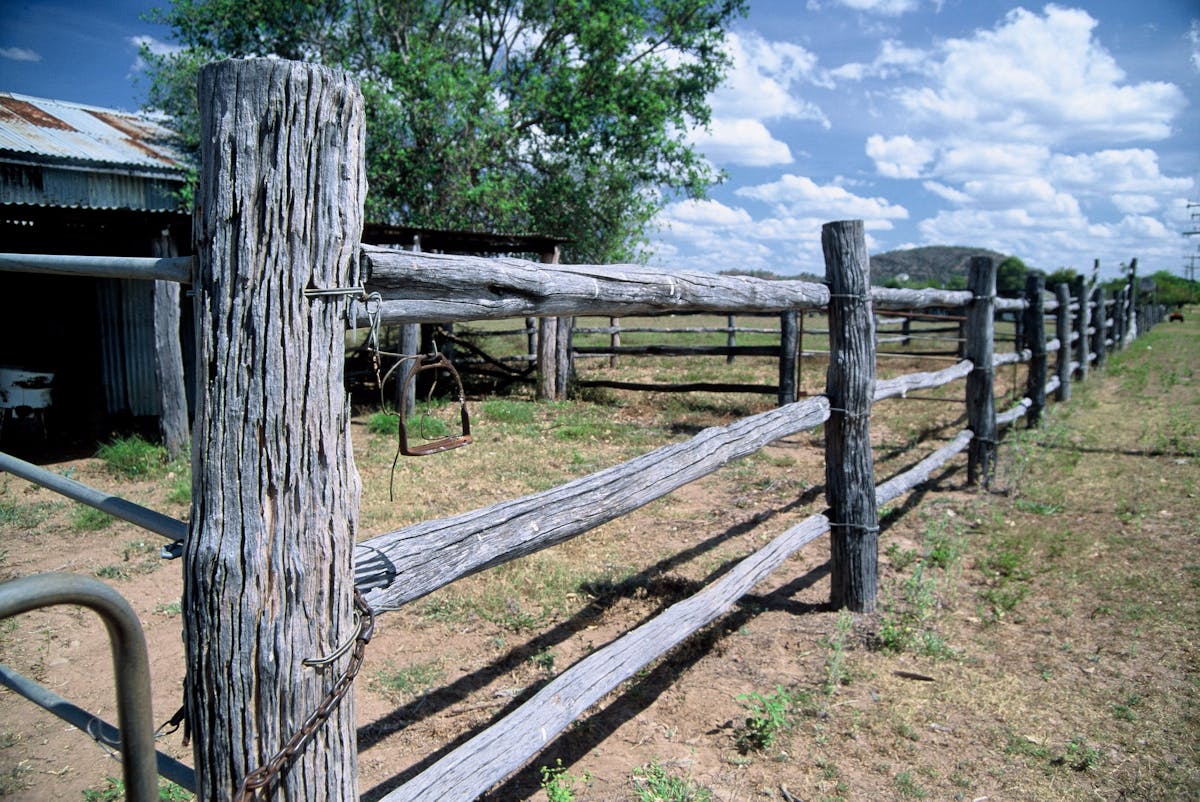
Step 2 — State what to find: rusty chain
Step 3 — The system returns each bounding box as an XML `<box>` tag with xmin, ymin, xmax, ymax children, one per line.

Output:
<box><xmin>232</xmin><ymin>589</ymin><xmax>375</xmax><ymax>802</ymax></box>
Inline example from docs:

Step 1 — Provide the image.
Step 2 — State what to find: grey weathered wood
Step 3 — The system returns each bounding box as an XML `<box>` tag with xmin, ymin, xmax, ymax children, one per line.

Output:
<box><xmin>992</xmin><ymin>349</ymin><xmax>1030</xmax><ymax>367</ymax></box>
<box><xmin>188</xmin><ymin>59</ymin><xmax>363</xmax><ymax>802</ymax></box>
<box><xmin>555</xmin><ymin>316</ymin><xmax>574</xmax><ymax>398</ymax></box>
<box><xmin>1054</xmin><ymin>283</ymin><xmax>1071</xmax><ymax>402</ymax></box>
<box><xmin>398</xmin><ymin>324</ymin><xmax>420</xmax><ymax>418</ymax></box>
<box><xmin>994</xmin><ymin>297</ymin><xmax>1028</xmax><ymax>312</ymax></box>
<box><xmin>1126</xmin><ymin>257</ymin><xmax>1139</xmax><ymax>342</ymax></box>
<box><xmin>0</xmin><ymin>252</ymin><xmax>193</xmax><ymax>283</ymax></box>
<box><xmin>1023</xmin><ymin>273</ymin><xmax>1047</xmax><ymax>426</ymax></box>
<box><xmin>875</xmin><ymin>429</ymin><xmax>973</xmax><ymax>506</ymax></box>
<box><xmin>779</xmin><ymin>311</ymin><xmax>799</xmax><ymax>405</ymax></box>
<box><xmin>354</xmin><ymin>397</ymin><xmax>830</xmax><ymax>610</ymax></box>
<box><xmin>870</xmin><ymin>286</ymin><xmax>971</xmax><ymax>309</ymax></box>
<box><xmin>873</xmin><ymin>360</ymin><xmax>972</xmax><ymax>402</ymax></box>
<box><xmin>1073</xmin><ymin>276</ymin><xmax>1090</xmax><ymax>381</ymax></box>
<box><xmin>822</xmin><ymin>220</ymin><xmax>878</xmax><ymax>613</ymax></box>
<box><xmin>1045</xmin><ymin>375</ymin><xmax>1061</xmax><ymax>396</ymax></box>
<box><xmin>996</xmin><ymin>396</ymin><xmax>1033</xmax><ymax>428</ymax></box>
<box><xmin>726</xmin><ymin>313</ymin><xmax>736</xmax><ymax>363</ymax></box>
<box><xmin>358</xmin><ymin>247</ymin><xmax>830</xmax><ymax>323</ymax></box>
<box><xmin>609</xmin><ymin>317</ymin><xmax>620</xmax><ymax>368</ymax></box>
<box><xmin>151</xmin><ymin>232</ymin><xmax>189</xmax><ymax>460</ymax></box>
<box><xmin>377</xmin><ymin>514</ymin><xmax>831</xmax><ymax>802</ymax></box>
<box><xmin>965</xmin><ymin>256</ymin><xmax>997</xmax><ymax>487</ymax></box>
<box><xmin>1093</xmin><ymin>286</ymin><xmax>1108</xmax><ymax>370</ymax></box>
<box><xmin>537</xmin><ymin>316</ymin><xmax>558</xmax><ymax>400</ymax></box>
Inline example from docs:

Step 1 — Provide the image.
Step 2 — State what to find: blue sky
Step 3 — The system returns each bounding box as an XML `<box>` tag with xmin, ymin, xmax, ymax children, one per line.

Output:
<box><xmin>2</xmin><ymin>0</ymin><xmax>1197</xmax><ymax>281</ymax></box>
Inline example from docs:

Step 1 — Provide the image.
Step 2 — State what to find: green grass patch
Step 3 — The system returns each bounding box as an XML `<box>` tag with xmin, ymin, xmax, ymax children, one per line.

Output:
<box><xmin>96</xmin><ymin>435</ymin><xmax>166</xmax><ymax>479</ymax></box>
<box><xmin>372</xmin><ymin>659</ymin><xmax>444</xmax><ymax>700</ymax></box>
<box><xmin>631</xmin><ymin>761</ymin><xmax>713</xmax><ymax>801</ymax></box>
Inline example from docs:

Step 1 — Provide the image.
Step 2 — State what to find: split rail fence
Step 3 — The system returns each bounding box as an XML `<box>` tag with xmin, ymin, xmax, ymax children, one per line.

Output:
<box><xmin>0</xmin><ymin>59</ymin><xmax>1168</xmax><ymax>802</ymax></box>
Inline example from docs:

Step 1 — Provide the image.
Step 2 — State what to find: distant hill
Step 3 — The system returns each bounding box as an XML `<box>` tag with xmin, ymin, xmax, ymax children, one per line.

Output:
<box><xmin>870</xmin><ymin>245</ymin><xmax>1007</xmax><ymax>287</ymax></box>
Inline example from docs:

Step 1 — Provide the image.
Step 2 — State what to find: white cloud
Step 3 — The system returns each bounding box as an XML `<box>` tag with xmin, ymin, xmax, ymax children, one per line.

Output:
<box><xmin>1110</xmin><ymin>194</ymin><xmax>1159</xmax><ymax>215</ymax></box>
<box><xmin>661</xmin><ymin>198</ymin><xmax>754</xmax><ymax>228</ymax></box>
<box><xmin>898</xmin><ymin>6</ymin><xmax>1186</xmax><ymax>145</ymax></box>
<box><xmin>932</xmin><ymin>142</ymin><xmax>1050</xmax><ymax>181</ymax></box>
<box><xmin>922</xmin><ymin>181</ymin><xmax>970</xmax><ymax>204</ymax></box>
<box><xmin>712</xmin><ymin>32</ymin><xmax>829</xmax><ymax>120</ymax></box>
<box><xmin>736</xmin><ymin>174</ymin><xmax>909</xmax><ymax>224</ymax></box>
<box><xmin>827</xmin><ymin>0</ymin><xmax>922</xmax><ymax>15</ymax></box>
<box><xmin>1048</xmin><ymin>149</ymin><xmax>1193</xmax><ymax>196</ymax></box>
<box><xmin>831</xmin><ymin>39</ymin><xmax>929</xmax><ymax>81</ymax></box>
<box><xmin>127</xmin><ymin>35</ymin><xmax>182</xmax><ymax>74</ymax></box>
<box><xmin>691</xmin><ymin>119</ymin><xmax>793</xmax><ymax>166</ymax></box>
<box><xmin>1190</xmin><ymin>20</ymin><xmax>1200</xmax><ymax>72</ymax></box>
<box><xmin>0</xmin><ymin>47</ymin><xmax>41</xmax><ymax>62</ymax></box>
<box><xmin>866</xmin><ymin>134</ymin><xmax>936</xmax><ymax>178</ymax></box>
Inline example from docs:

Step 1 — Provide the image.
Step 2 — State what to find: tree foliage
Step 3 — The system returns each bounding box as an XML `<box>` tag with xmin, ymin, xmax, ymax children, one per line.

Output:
<box><xmin>141</xmin><ymin>0</ymin><xmax>746</xmax><ymax>263</ymax></box>
<box><xmin>996</xmin><ymin>255</ymin><xmax>1027</xmax><ymax>296</ymax></box>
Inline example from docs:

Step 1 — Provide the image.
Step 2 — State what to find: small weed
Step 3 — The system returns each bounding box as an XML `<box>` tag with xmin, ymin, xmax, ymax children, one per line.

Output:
<box><xmin>372</xmin><ymin>659</ymin><xmax>444</xmax><ymax>699</ymax></box>
<box><xmin>155</xmin><ymin>600</ymin><xmax>182</xmax><ymax>617</ymax></box>
<box><xmin>540</xmin><ymin>758</ymin><xmax>588</xmax><ymax>802</ymax></box>
<box><xmin>735</xmin><ymin>685</ymin><xmax>797</xmax><ymax>753</ymax></box>
<box><xmin>1111</xmin><ymin>693</ymin><xmax>1142</xmax><ymax>722</ymax></box>
<box><xmin>1014</xmin><ymin>498</ymin><xmax>1063</xmax><ymax>515</ymax></box>
<box><xmin>1054</xmin><ymin>737</ymin><xmax>1102</xmax><ymax>771</ymax></box>
<box><xmin>821</xmin><ymin>610</ymin><xmax>854</xmax><ymax>700</ymax></box>
<box><xmin>165</xmin><ymin>462</ymin><xmax>192</xmax><ymax>505</ymax></box>
<box><xmin>631</xmin><ymin>761</ymin><xmax>713</xmax><ymax>802</ymax></box>
<box><xmin>0</xmin><ymin>500</ymin><xmax>54</xmax><ymax>530</ymax></box>
<box><xmin>366</xmin><ymin>411</ymin><xmax>398</xmax><ymax>435</ymax></box>
<box><xmin>877</xmin><ymin>564</ymin><xmax>940</xmax><ymax>653</ymax></box>
<box><xmin>885</xmin><ymin>541</ymin><xmax>919</xmax><ymax>572</ymax></box>
<box><xmin>72</xmin><ymin>505</ymin><xmax>114</xmax><ymax>531</ymax></box>
<box><xmin>893</xmin><ymin>770</ymin><xmax>927</xmax><ymax>798</ymax></box>
<box><xmin>82</xmin><ymin>777</ymin><xmax>193</xmax><ymax>800</ymax></box>
<box><xmin>97</xmin><ymin>435</ymin><xmax>166</xmax><ymax>479</ymax></box>
<box><xmin>530</xmin><ymin>645</ymin><xmax>556</xmax><ymax>673</ymax></box>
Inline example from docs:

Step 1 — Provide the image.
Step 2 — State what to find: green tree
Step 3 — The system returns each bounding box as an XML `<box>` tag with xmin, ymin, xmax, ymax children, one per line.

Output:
<box><xmin>1045</xmin><ymin>268</ymin><xmax>1078</xmax><ymax>291</ymax></box>
<box><xmin>996</xmin><ymin>255</ymin><xmax>1028</xmax><ymax>296</ymax></box>
<box><xmin>141</xmin><ymin>0</ymin><xmax>746</xmax><ymax>263</ymax></box>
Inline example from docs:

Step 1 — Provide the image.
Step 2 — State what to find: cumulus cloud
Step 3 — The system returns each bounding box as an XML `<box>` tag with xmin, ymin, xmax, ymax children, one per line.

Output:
<box><xmin>866</xmin><ymin>134</ymin><xmax>936</xmax><ymax>178</ymax></box>
<box><xmin>127</xmin><ymin>35</ymin><xmax>182</xmax><ymax>74</ymax></box>
<box><xmin>1</xmin><ymin>46</ymin><xmax>42</xmax><ymax>62</ymax></box>
<box><xmin>816</xmin><ymin>0</ymin><xmax>923</xmax><ymax>14</ymax></box>
<box><xmin>690</xmin><ymin>119</ymin><xmax>793</xmax><ymax>166</ymax></box>
<box><xmin>898</xmin><ymin>6</ymin><xmax>1185</xmax><ymax>145</ymax></box>
<box><xmin>922</xmin><ymin>181</ymin><xmax>970</xmax><ymax>204</ymax></box>
<box><xmin>736</xmin><ymin>174</ymin><xmax>909</xmax><ymax>223</ymax></box>
<box><xmin>831</xmin><ymin>39</ymin><xmax>929</xmax><ymax>81</ymax></box>
<box><xmin>1191</xmin><ymin>20</ymin><xmax>1200</xmax><ymax>72</ymax></box>
<box><xmin>1048</xmin><ymin>149</ymin><xmax>1194</xmax><ymax>195</ymax></box>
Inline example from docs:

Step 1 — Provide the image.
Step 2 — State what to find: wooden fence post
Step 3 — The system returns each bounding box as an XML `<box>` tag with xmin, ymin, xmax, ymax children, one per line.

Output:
<box><xmin>537</xmin><ymin>317</ymin><xmax>558</xmax><ymax>400</ymax></box>
<box><xmin>1073</xmin><ymin>275</ymin><xmax>1090</xmax><ymax>382</ymax></box>
<box><xmin>188</xmin><ymin>59</ymin><xmax>364</xmax><ymax>802</ymax></box>
<box><xmin>726</xmin><ymin>314</ymin><xmax>736</xmax><ymax>364</ymax></box>
<box><xmin>822</xmin><ymin>220</ymin><xmax>878</xmax><ymax>613</ymax></box>
<box><xmin>1093</xmin><ymin>285</ymin><xmax>1108</xmax><ymax>370</ymax></box>
<box><xmin>1054</xmin><ymin>283</ymin><xmax>1072</xmax><ymax>402</ymax></box>
<box><xmin>1023</xmin><ymin>272</ymin><xmax>1047</xmax><ymax>426</ymax></box>
<box><xmin>1126</xmin><ymin>257</ymin><xmax>1139</xmax><ymax>342</ymax></box>
<box><xmin>151</xmin><ymin>230</ymin><xmax>189</xmax><ymax>460</ymax></box>
<box><xmin>778</xmin><ymin>310</ymin><xmax>799</xmax><ymax>405</ymax></box>
<box><xmin>966</xmin><ymin>256</ymin><xmax>997</xmax><ymax>487</ymax></box>
<box><xmin>556</xmin><ymin>316</ymin><xmax>574</xmax><ymax>398</ymax></box>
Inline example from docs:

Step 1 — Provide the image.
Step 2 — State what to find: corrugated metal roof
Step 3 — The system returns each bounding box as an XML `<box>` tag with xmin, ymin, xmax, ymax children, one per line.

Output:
<box><xmin>0</xmin><ymin>92</ymin><xmax>187</xmax><ymax>174</ymax></box>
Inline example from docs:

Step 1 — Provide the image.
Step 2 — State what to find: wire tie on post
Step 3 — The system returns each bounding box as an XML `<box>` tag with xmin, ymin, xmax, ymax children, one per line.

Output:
<box><xmin>828</xmin><ymin>522</ymin><xmax>881</xmax><ymax>533</ymax></box>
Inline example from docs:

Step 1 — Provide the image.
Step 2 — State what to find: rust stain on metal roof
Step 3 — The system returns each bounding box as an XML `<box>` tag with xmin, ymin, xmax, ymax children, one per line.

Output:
<box><xmin>0</xmin><ymin>96</ymin><xmax>77</xmax><ymax>131</ymax></box>
<box><xmin>86</xmin><ymin>110</ymin><xmax>176</xmax><ymax>166</ymax></box>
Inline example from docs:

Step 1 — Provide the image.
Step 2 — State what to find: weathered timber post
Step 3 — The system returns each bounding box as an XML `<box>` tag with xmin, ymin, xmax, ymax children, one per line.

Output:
<box><xmin>778</xmin><ymin>310</ymin><xmax>799</xmax><ymax>405</ymax></box>
<box><xmin>609</xmin><ymin>317</ymin><xmax>620</xmax><ymax>368</ymax></box>
<box><xmin>901</xmin><ymin>315</ymin><xmax>911</xmax><ymax>346</ymax></box>
<box><xmin>965</xmin><ymin>256</ymin><xmax>997</xmax><ymax>487</ymax></box>
<box><xmin>537</xmin><ymin>317</ymin><xmax>558</xmax><ymax>400</ymax></box>
<box><xmin>188</xmin><ymin>59</ymin><xmax>364</xmax><ymax>802</ymax></box>
<box><xmin>556</xmin><ymin>316</ymin><xmax>574</xmax><ymax>398</ymax></box>
<box><xmin>525</xmin><ymin>317</ymin><xmax>537</xmax><ymax>364</ymax></box>
<box><xmin>1093</xmin><ymin>285</ymin><xmax>1108</xmax><ymax>370</ymax></box>
<box><xmin>822</xmin><ymin>220</ymin><xmax>878</xmax><ymax>613</ymax></box>
<box><xmin>1126</xmin><ymin>257</ymin><xmax>1139</xmax><ymax>342</ymax></box>
<box><xmin>1073</xmin><ymin>275</ymin><xmax>1090</xmax><ymax>381</ymax></box>
<box><xmin>726</xmin><ymin>314</ymin><xmax>736</xmax><ymax>364</ymax></box>
<box><xmin>537</xmin><ymin>247</ymin><xmax>563</xmax><ymax>400</ymax></box>
<box><xmin>1054</xmin><ymin>283</ymin><xmax>1071</xmax><ymax>402</ymax></box>
<box><xmin>1023</xmin><ymin>272</ymin><xmax>1047</xmax><ymax>426</ymax></box>
<box><xmin>151</xmin><ymin>230</ymin><xmax>189</xmax><ymax>460</ymax></box>
<box><xmin>398</xmin><ymin>325</ymin><xmax>419</xmax><ymax>418</ymax></box>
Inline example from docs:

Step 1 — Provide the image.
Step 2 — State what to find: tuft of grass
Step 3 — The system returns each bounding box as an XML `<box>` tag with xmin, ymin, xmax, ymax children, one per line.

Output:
<box><xmin>540</xmin><ymin>758</ymin><xmax>589</xmax><ymax>802</ymax></box>
<box><xmin>82</xmin><ymin>777</ymin><xmax>192</xmax><ymax>801</ymax></box>
<box><xmin>372</xmin><ymin>659</ymin><xmax>444</xmax><ymax>700</ymax></box>
<box><xmin>631</xmin><ymin>761</ymin><xmax>713</xmax><ymax>802</ymax></box>
<box><xmin>735</xmin><ymin>685</ymin><xmax>800</xmax><ymax>753</ymax></box>
<box><xmin>0</xmin><ymin>500</ymin><xmax>55</xmax><ymax>530</ymax></box>
<box><xmin>481</xmin><ymin>399</ymin><xmax>535</xmax><ymax>424</ymax></box>
<box><xmin>71</xmin><ymin>505</ymin><xmax>114</xmax><ymax>531</ymax></box>
<box><xmin>96</xmin><ymin>435</ymin><xmax>166</xmax><ymax>479</ymax></box>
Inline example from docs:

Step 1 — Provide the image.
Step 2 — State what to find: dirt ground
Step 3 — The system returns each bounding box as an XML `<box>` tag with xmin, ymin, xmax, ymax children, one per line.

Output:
<box><xmin>1</xmin><ymin>316</ymin><xmax>1197</xmax><ymax>801</ymax></box>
